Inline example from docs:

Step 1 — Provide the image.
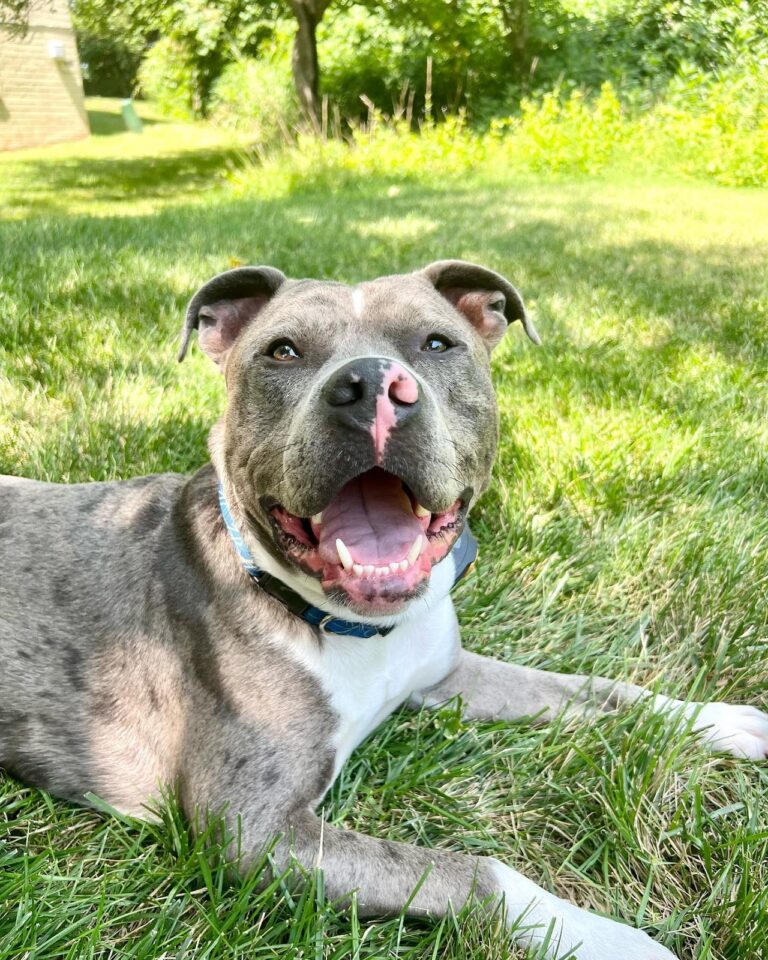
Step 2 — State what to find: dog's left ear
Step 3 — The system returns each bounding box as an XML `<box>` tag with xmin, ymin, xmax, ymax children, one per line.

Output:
<box><xmin>420</xmin><ymin>259</ymin><xmax>540</xmax><ymax>349</ymax></box>
<box><xmin>178</xmin><ymin>266</ymin><xmax>287</xmax><ymax>365</ymax></box>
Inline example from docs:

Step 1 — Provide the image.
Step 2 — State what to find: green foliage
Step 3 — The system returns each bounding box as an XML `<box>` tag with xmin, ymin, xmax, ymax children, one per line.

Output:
<box><xmin>492</xmin><ymin>82</ymin><xmax>628</xmax><ymax>175</ymax></box>
<box><xmin>317</xmin><ymin>5</ymin><xmax>430</xmax><ymax>119</ymax></box>
<box><xmin>641</xmin><ymin>63</ymin><xmax>768</xmax><ymax>187</ymax></box>
<box><xmin>232</xmin><ymin>71</ymin><xmax>767</xmax><ymax>188</ymax></box>
<box><xmin>137</xmin><ymin>37</ymin><xmax>199</xmax><ymax>119</ymax></box>
<box><xmin>71</xmin><ymin>0</ymin><xmax>768</xmax><ymax>125</ymax></box>
<box><xmin>209</xmin><ymin>56</ymin><xmax>298</xmax><ymax>143</ymax></box>
<box><xmin>599</xmin><ymin>0</ymin><xmax>768</xmax><ymax>85</ymax></box>
<box><xmin>73</xmin><ymin>0</ymin><xmax>282</xmax><ymax>107</ymax></box>
<box><xmin>318</xmin><ymin>1</ymin><xmax>514</xmax><ymax>120</ymax></box>
<box><xmin>78</xmin><ymin>30</ymin><xmax>143</xmax><ymax>97</ymax></box>
<box><xmin>524</xmin><ymin>0</ymin><xmax>768</xmax><ymax>96</ymax></box>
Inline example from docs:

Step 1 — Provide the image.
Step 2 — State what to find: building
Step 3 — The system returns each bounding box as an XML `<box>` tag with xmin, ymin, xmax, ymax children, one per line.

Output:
<box><xmin>0</xmin><ymin>0</ymin><xmax>89</xmax><ymax>151</ymax></box>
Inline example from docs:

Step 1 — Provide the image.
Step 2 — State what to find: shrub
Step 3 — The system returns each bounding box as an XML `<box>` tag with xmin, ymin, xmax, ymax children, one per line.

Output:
<box><xmin>639</xmin><ymin>64</ymin><xmax>768</xmax><ymax>187</ymax></box>
<box><xmin>317</xmin><ymin>2</ymin><xmax>513</xmax><ymax>122</ymax></box>
<box><xmin>490</xmin><ymin>83</ymin><xmax>630</xmax><ymax>175</ymax></box>
<box><xmin>208</xmin><ymin>58</ymin><xmax>298</xmax><ymax>144</ymax></box>
<box><xmin>78</xmin><ymin>31</ymin><xmax>143</xmax><ymax>97</ymax></box>
<box><xmin>137</xmin><ymin>37</ymin><xmax>199</xmax><ymax>120</ymax></box>
<box><xmin>230</xmin><ymin>73</ymin><xmax>768</xmax><ymax>192</ymax></box>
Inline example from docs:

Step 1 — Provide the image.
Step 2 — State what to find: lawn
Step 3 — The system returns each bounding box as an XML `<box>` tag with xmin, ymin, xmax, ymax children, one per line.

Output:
<box><xmin>1</xmin><ymin>99</ymin><xmax>768</xmax><ymax>959</ymax></box>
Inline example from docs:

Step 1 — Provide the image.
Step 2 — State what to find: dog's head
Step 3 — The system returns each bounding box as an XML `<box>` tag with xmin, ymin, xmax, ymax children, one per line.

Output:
<box><xmin>180</xmin><ymin>262</ymin><xmax>539</xmax><ymax>617</ymax></box>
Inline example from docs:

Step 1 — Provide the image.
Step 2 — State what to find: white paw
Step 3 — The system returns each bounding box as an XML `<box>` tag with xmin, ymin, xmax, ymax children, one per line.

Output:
<box><xmin>489</xmin><ymin>861</ymin><xmax>676</xmax><ymax>959</ymax></box>
<box><xmin>543</xmin><ymin>900</ymin><xmax>677</xmax><ymax>959</ymax></box>
<box><xmin>687</xmin><ymin>701</ymin><xmax>768</xmax><ymax>759</ymax></box>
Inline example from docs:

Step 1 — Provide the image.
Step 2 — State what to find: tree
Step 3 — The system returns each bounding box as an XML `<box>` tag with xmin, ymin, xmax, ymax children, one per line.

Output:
<box><xmin>289</xmin><ymin>0</ymin><xmax>332</xmax><ymax>122</ymax></box>
<box><xmin>72</xmin><ymin>0</ymin><xmax>330</xmax><ymax>123</ymax></box>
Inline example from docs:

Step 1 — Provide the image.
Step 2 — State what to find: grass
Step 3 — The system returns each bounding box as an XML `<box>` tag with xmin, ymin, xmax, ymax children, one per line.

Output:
<box><xmin>1</xmin><ymin>98</ymin><xmax>768</xmax><ymax>959</ymax></box>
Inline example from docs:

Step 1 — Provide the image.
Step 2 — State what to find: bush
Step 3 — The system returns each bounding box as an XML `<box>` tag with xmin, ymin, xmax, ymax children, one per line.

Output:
<box><xmin>78</xmin><ymin>31</ymin><xmax>143</xmax><ymax>97</ymax></box>
<box><xmin>229</xmin><ymin>71</ymin><xmax>768</xmax><ymax>193</ymax></box>
<box><xmin>317</xmin><ymin>2</ymin><xmax>512</xmax><ymax>122</ymax></box>
<box><xmin>491</xmin><ymin>83</ymin><xmax>629</xmax><ymax>175</ymax></box>
<box><xmin>639</xmin><ymin>63</ymin><xmax>768</xmax><ymax>187</ymax></box>
<box><xmin>137</xmin><ymin>37</ymin><xmax>198</xmax><ymax>120</ymax></box>
<box><xmin>208</xmin><ymin>58</ymin><xmax>298</xmax><ymax>144</ymax></box>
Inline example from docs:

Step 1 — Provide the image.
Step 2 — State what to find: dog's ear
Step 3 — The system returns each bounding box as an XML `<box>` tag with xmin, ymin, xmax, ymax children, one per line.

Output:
<box><xmin>178</xmin><ymin>266</ymin><xmax>287</xmax><ymax>366</ymax></box>
<box><xmin>420</xmin><ymin>259</ymin><xmax>540</xmax><ymax>350</ymax></box>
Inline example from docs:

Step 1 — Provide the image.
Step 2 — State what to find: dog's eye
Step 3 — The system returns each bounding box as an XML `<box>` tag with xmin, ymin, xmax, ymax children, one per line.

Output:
<box><xmin>422</xmin><ymin>334</ymin><xmax>452</xmax><ymax>353</ymax></box>
<box><xmin>267</xmin><ymin>340</ymin><xmax>302</xmax><ymax>361</ymax></box>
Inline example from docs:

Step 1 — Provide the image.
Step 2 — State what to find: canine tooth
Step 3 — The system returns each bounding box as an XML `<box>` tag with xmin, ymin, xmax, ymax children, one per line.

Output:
<box><xmin>399</xmin><ymin>559</ymin><xmax>409</xmax><ymax>571</ymax></box>
<box><xmin>352</xmin><ymin>563</ymin><xmax>364</xmax><ymax>576</ymax></box>
<box><xmin>312</xmin><ymin>513</ymin><xmax>323</xmax><ymax>525</ymax></box>
<box><xmin>335</xmin><ymin>538</ymin><xmax>353</xmax><ymax>570</ymax></box>
<box><xmin>414</xmin><ymin>503</ymin><xmax>430</xmax><ymax>518</ymax></box>
<box><xmin>364</xmin><ymin>564</ymin><xmax>375</xmax><ymax>575</ymax></box>
<box><xmin>407</xmin><ymin>535</ymin><xmax>423</xmax><ymax>566</ymax></box>
<box><xmin>389</xmin><ymin>561</ymin><xmax>400</xmax><ymax>573</ymax></box>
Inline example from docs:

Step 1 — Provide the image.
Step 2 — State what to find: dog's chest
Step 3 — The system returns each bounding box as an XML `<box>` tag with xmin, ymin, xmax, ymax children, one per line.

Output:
<box><xmin>297</xmin><ymin>597</ymin><xmax>460</xmax><ymax>777</ymax></box>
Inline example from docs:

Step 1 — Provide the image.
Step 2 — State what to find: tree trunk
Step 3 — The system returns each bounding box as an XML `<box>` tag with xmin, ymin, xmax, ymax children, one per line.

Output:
<box><xmin>289</xmin><ymin>0</ymin><xmax>331</xmax><ymax>126</ymax></box>
<box><xmin>499</xmin><ymin>0</ymin><xmax>529</xmax><ymax>80</ymax></box>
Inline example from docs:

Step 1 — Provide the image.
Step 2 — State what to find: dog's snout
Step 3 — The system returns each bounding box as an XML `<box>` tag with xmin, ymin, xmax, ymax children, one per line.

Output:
<box><xmin>323</xmin><ymin>359</ymin><xmax>420</xmax><ymax>416</ymax></box>
<box><xmin>322</xmin><ymin>358</ymin><xmax>422</xmax><ymax>461</ymax></box>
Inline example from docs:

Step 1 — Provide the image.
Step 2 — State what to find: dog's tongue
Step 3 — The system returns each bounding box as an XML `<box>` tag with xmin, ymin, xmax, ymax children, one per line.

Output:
<box><xmin>319</xmin><ymin>470</ymin><xmax>422</xmax><ymax>566</ymax></box>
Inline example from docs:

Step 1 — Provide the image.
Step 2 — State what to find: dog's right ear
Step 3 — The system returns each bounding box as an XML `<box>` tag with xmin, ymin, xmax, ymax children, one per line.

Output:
<box><xmin>178</xmin><ymin>266</ymin><xmax>287</xmax><ymax>366</ymax></box>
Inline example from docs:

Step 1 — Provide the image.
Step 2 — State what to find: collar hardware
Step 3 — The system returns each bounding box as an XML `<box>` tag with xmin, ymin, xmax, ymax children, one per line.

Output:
<box><xmin>217</xmin><ymin>484</ymin><xmax>477</xmax><ymax>638</ymax></box>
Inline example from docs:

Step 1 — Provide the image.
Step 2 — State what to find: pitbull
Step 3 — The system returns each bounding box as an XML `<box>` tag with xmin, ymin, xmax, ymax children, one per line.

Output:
<box><xmin>1</xmin><ymin>261</ymin><xmax>767</xmax><ymax>960</ymax></box>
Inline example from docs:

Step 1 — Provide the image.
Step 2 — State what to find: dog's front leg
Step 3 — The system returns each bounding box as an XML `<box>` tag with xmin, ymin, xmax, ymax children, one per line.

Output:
<box><xmin>240</xmin><ymin>807</ymin><xmax>676</xmax><ymax>959</ymax></box>
<box><xmin>412</xmin><ymin>649</ymin><xmax>768</xmax><ymax>759</ymax></box>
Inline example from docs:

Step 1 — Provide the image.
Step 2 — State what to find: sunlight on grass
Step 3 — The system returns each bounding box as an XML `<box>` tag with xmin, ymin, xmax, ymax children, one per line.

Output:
<box><xmin>354</xmin><ymin>214</ymin><xmax>439</xmax><ymax>240</ymax></box>
<box><xmin>0</xmin><ymin>98</ymin><xmax>251</xmax><ymax>220</ymax></box>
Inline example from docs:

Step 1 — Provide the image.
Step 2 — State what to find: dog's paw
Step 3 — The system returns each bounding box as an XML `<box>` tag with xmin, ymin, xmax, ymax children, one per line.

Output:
<box><xmin>688</xmin><ymin>702</ymin><xmax>768</xmax><ymax>759</ymax></box>
<box><xmin>541</xmin><ymin>901</ymin><xmax>677</xmax><ymax>959</ymax></box>
<box><xmin>489</xmin><ymin>861</ymin><xmax>676</xmax><ymax>959</ymax></box>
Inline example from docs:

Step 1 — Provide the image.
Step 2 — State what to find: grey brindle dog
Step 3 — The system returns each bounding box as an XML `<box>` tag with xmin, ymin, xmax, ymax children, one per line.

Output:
<box><xmin>2</xmin><ymin>261</ymin><xmax>767</xmax><ymax>959</ymax></box>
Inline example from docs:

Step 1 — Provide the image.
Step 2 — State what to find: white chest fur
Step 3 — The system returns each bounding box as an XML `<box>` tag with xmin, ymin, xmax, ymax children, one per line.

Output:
<box><xmin>293</xmin><ymin>589</ymin><xmax>461</xmax><ymax>777</ymax></box>
<box><xmin>325</xmin><ymin>597</ymin><xmax>460</xmax><ymax>774</ymax></box>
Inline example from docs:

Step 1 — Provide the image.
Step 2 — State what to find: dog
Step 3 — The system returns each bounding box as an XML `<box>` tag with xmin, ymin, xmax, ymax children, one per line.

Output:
<box><xmin>2</xmin><ymin>260</ymin><xmax>766</xmax><ymax>959</ymax></box>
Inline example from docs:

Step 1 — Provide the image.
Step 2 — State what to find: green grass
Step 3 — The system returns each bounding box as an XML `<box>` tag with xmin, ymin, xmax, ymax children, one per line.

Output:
<box><xmin>1</xmin><ymin>98</ymin><xmax>768</xmax><ymax>959</ymax></box>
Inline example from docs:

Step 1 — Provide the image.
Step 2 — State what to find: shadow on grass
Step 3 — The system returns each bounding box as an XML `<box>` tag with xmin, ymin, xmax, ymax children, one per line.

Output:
<box><xmin>1</xmin><ymin>145</ymin><xmax>252</xmax><ymax>218</ymax></box>
<box><xmin>87</xmin><ymin>108</ymin><xmax>161</xmax><ymax>137</ymax></box>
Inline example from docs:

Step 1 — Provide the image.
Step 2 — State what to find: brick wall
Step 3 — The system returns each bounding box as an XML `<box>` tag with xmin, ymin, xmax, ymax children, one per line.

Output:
<box><xmin>0</xmin><ymin>0</ymin><xmax>89</xmax><ymax>151</ymax></box>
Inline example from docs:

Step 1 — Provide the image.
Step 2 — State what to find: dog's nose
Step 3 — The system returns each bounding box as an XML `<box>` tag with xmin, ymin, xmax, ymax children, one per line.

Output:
<box><xmin>322</xmin><ymin>358</ymin><xmax>421</xmax><ymax>460</ymax></box>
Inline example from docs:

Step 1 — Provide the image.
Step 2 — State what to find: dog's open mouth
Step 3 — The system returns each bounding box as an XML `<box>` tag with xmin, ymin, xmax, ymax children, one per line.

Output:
<box><xmin>267</xmin><ymin>468</ymin><xmax>466</xmax><ymax>612</ymax></box>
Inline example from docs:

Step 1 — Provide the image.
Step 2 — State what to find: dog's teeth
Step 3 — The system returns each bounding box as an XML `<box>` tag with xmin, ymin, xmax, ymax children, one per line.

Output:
<box><xmin>399</xmin><ymin>559</ymin><xmax>409</xmax><ymax>571</ymax></box>
<box><xmin>407</xmin><ymin>535</ymin><xmax>423</xmax><ymax>566</ymax></box>
<box><xmin>376</xmin><ymin>566</ymin><xmax>389</xmax><ymax>576</ymax></box>
<box><xmin>363</xmin><ymin>564</ymin><xmax>375</xmax><ymax>575</ymax></box>
<box><xmin>336</xmin><ymin>538</ymin><xmax>354</xmax><ymax>570</ymax></box>
<box><xmin>389</xmin><ymin>561</ymin><xmax>400</xmax><ymax>573</ymax></box>
<box><xmin>312</xmin><ymin>513</ymin><xmax>323</xmax><ymax>525</ymax></box>
<box><xmin>352</xmin><ymin>563</ymin><xmax>364</xmax><ymax>576</ymax></box>
<box><xmin>414</xmin><ymin>503</ymin><xmax>430</xmax><ymax>518</ymax></box>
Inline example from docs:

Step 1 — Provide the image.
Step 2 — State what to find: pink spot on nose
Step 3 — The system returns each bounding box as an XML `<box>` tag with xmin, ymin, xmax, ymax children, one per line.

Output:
<box><xmin>389</xmin><ymin>369</ymin><xmax>418</xmax><ymax>405</ymax></box>
<box><xmin>371</xmin><ymin>362</ymin><xmax>420</xmax><ymax>464</ymax></box>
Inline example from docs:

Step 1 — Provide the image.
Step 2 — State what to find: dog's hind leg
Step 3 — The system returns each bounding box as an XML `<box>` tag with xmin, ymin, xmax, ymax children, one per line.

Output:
<box><xmin>411</xmin><ymin>649</ymin><xmax>768</xmax><ymax>759</ymax></box>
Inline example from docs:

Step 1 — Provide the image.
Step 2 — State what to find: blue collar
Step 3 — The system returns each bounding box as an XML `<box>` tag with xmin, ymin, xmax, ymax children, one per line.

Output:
<box><xmin>217</xmin><ymin>485</ymin><xmax>477</xmax><ymax>638</ymax></box>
